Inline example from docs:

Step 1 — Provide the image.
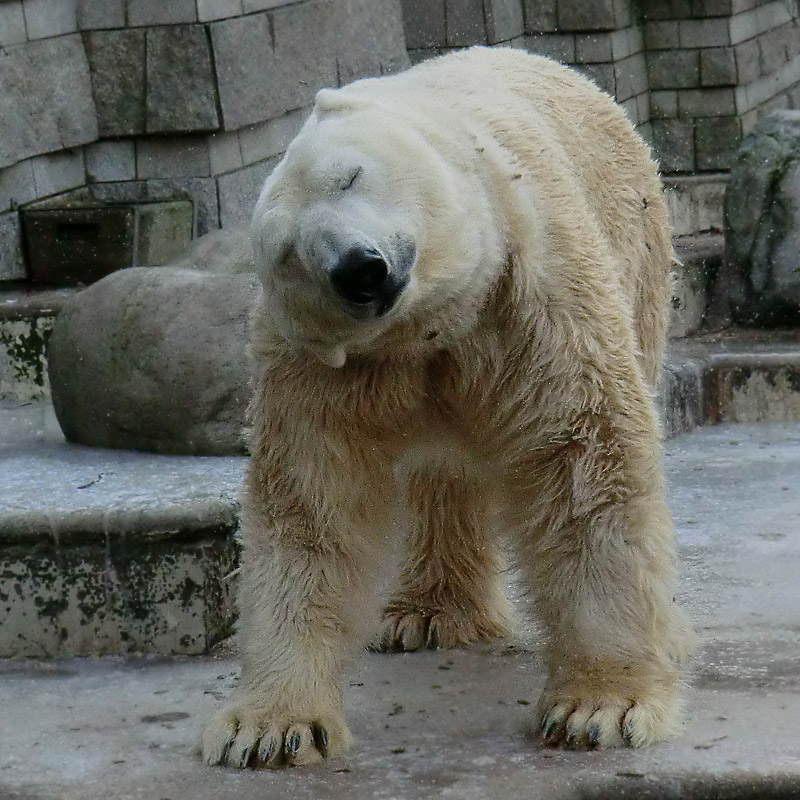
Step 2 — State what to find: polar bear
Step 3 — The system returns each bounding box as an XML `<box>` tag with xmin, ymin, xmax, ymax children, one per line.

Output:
<box><xmin>201</xmin><ymin>46</ymin><xmax>692</xmax><ymax>768</ymax></box>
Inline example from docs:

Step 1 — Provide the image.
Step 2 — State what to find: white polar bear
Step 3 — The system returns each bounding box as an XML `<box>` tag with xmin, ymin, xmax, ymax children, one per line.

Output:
<box><xmin>201</xmin><ymin>46</ymin><xmax>692</xmax><ymax>768</ymax></box>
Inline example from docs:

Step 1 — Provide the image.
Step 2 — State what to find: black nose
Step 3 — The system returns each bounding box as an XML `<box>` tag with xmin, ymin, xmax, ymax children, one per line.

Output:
<box><xmin>329</xmin><ymin>247</ymin><xmax>389</xmax><ymax>304</ymax></box>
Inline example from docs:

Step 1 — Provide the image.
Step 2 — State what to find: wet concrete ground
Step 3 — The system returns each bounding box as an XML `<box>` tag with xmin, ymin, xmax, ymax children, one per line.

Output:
<box><xmin>1</xmin><ymin>421</ymin><xmax>800</xmax><ymax>799</ymax></box>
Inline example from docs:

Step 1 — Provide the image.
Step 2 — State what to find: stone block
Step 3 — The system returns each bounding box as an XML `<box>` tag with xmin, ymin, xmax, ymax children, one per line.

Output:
<box><xmin>520</xmin><ymin>33</ymin><xmax>576</xmax><ymax>63</ymax></box>
<box><xmin>701</xmin><ymin>46</ymin><xmax>737</xmax><ymax>86</ymax></box>
<box><xmin>0</xmin><ymin>35</ymin><xmax>97</xmax><ymax>169</ymax></box>
<box><xmin>197</xmin><ymin>0</ymin><xmax>243</xmax><ymax>21</ymax></box>
<box><xmin>76</xmin><ymin>0</ymin><xmax>125</xmax><ymax>29</ymax></box>
<box><xmin>576</xmin><ymin>63</ymin><xmax>616</xmax><ymax>94</ymax></box>
<box><xmin>0</xmin><ymin>160</ymin><xmax>37</xmax><ymax>212</ymax></box>
<box><xmin>759</xmin><ymin>24</ymin><xmax>790</xmax><ymax>75</ymax></box>
<box><xmin>637</xmin><ymin>90</ymin><xmax>651</xmax><ymax>124</ymax></box>
<box><xmin>22</xmin><ymin>0</ymin><xmax>77</xmax><ymax>39</ymax></box>
<box><xmin>0</xmin><ymin>2</ymin><xmax>27</xmax><ymax>46</ymax></box>
<box><xmin>734</xmin><ymin>38</ymin><xmax>761</xmax><ymax>84</ymax></box>
<box><xmin>273</xmin><ymin>0</ymin><xmax>349</xmax><ymax>94</ymax></box>
<box><xmin>212</xmin><ymin>4</ymin><xmax>338</xmax><ymax>131</ymax></box>
<box><xmin>695</xmin><ymin>116</ymin><xmax>742</xmax><ymax>169</ymax></box>
<box><xmin>335</xmin><ymin>0</ymin><xmax>408</xmax><ymax>84</ymax></box>
<box><xmin>614</xmin><ymin>53</ymin><xmax>647</xmax><ymax>102</ymax></box>
<box><xmin>522</xmin><ymin>0</ymin><xmax>557</xmax><ymax>32</ymax></box>
<box><xmin>217</xmin><ymin>157</ymin><xmax>279</xmax><ymax>228</ymax></box>
<box><xmin>0</xmin><ymin>212</ymin><xmax>26</xmax><ymax>281</ymax></box>
<box><xmin>756</xmin><ymin>0</ymin><xmax>794</xmax><ymax>34</ymax></box>
<box><xmin>146</xmin><ymin>25</ymin><xmax>219</xmax><ymax>134</ymax></box>
<box><xmin>85</xmin><ymin>141</ymin><xmax>136</xmax><ymax>183</ymax></box>
<box><xmin>575</xmin><ymin>33</ymin><xmax>613</xmax><ymax>63</ymax></box>
<box><xmin>729</xmin><ymin>6</ymin><xmax>759</xmax><ymax>44</ymax></box>
<box><xmin>136</xmin><ymin>138</ymin><xmax>211</xmax><ymax>180</ymax></box>
<box><xmin>641</xmin><ymin>0</ymin><xmax>692</xmax><ymax>19</ymax></box>
<box><xmin>679</xmin><ymin>16</ymin><xmax>731</xmax><ymax>47</ymax></box>
<box><xmin>651</xmin><ymin>119</ymin><xmax>695</xmax><ymax>171</ymax></box>
<box><xmin>401</xmin><ymin>0</ymin><xmax>446</xmax><ymax>48</ymax></box>
<box><xmin>241</xmin><ymin>0</ymin><xmax>288</xmax><ymax>9</ymax></box>
<box><xmin>787</xmin><ymin>22</ymin><xmax>800</xmax><ymax>59</ymax></box>
<box><xmin>407</xmin><ymin>46</ymin><xmax>447</xmax><ymax>65</ymax></box>
<box><xmin>647</xmin><ymin>49</ymin><xmax>701</xmax><ymax>90</ymax></box>
<box><xmin>30</xmin><ymin>149</ymin><xmax>85</xmax><ymax>198</ymax></box>
<box><xmin>238</xmin><ymin>108</ymin><xmax>307</xmax><ymax>166</ymax></box>
<box><xmin>126</xmin><ymin>0</ymin><xmax>197</xmax><ymax>25</ymax></box>
<box><xmin>691</xmin><ymin>0</ymin><xmax>732</xmax><ymax>15</ymax></box>
<box><xmin>650</xmin><ymin>90</ymin><xmax>679</xmax><ymax>118</ymax></box>
<box><xmin>208</xmin><ymin>131</ymin><xmax>244</xmax><ymax>175</ymax></box>
<box><xmin>136</xmin><ymin>201</ymin><xmax>194</xmax><ymax>266</ymax></box>
<box><xmin>85</xmin><ymin>29</ymin><xmax>146</xmax><ymax>137</ymax></box>
<box><xmin>610</xmin><ymin>26</ymin><xmax>640</xmax><ymax>59</ymax></box>
<box><xmin>618</xmin><ymin>96</ymin><xmax>640</xmax><ymax>125</ymax></box>
<box><xmin>485</xmin><ymin>0</ymin><xmax>524</xmax><ymax>43</ymax></box>
<box><xmin>678</xmin><ymin>88</ymin><xmax>736</xmax><ymax>117</ymax></box>
<box><xmin>644</xmin><ymin>20</ymin><xmax>680</xmax><ymax>49</ymax></box>
<box><xmin>445</xmin><ymin>0</ymin><xmax>486</xmax><ymax>46</ymax></box>
<box><xmin>558</xmin><ymin>0</ymin><xmax>617</xmax><ymax>30</ymax></box>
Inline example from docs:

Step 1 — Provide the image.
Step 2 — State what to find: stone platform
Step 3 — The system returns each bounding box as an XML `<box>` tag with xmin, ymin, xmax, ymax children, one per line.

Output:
<box><xmin>1</xmin><ymin>420</ymin><xmax>799</xmax><ymax>799</ymax></box>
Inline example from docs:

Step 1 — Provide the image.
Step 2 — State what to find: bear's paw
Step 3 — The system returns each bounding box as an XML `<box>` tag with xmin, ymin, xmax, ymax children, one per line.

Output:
<box><xmin>200</xmin><ymin>700</ymin><xmax>353</xmax><ymax>769</ymax></box>
<box><xmin>535</xmin><ymin>666</ymin><xmax>681</xmax><ymax>749</ymax></box>
<box><xmin>372</xmin><ymin>605</ymin><xmax>509</xmax><ymax>652</ymax></box>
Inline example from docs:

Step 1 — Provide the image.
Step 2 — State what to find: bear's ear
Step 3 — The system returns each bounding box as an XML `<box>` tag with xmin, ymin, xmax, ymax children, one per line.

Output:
<box><xmin>314</xmin><ymin>87</ymin><xmax>361</xmax><ymax>117</ymax></box>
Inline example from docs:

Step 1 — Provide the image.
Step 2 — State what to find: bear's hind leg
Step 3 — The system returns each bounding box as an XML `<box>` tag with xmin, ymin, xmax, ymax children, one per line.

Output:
<box><xmin>373</xmin><ymin>465</ymin><xmax>511</xmax><ymax>652</ymax></box>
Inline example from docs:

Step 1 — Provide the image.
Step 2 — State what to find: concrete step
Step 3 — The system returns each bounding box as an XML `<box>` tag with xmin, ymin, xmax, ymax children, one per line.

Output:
<box><xmin>1</xmin><ymin>419</ymin><xmax>799</xmax><ymax>799</ymax></box>
<box><xmin>2</xmin><ymin>329</ymin><xmax>800</xmax><ymax>658</ymax></box>
<box><xmin>0</xmin><ymin>400</ymin><xmax>242</xmax><ymax>657</ymax></box>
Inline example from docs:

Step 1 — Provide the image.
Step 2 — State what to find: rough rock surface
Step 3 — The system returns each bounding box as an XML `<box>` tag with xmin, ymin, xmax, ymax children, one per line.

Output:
<box><xmin>719</xmin><ymin>110</ymin><xmax>800</xmax><ymax>326</ymax></box>
<box><xmin>47</xmin><ymin>267</ymin><xmax>258</xmax><ymax>455</ymax></box>
<box><xmin>169</xmin><ymin>227</ymin><xmax>255</xmax><ymax>275</ymax></box>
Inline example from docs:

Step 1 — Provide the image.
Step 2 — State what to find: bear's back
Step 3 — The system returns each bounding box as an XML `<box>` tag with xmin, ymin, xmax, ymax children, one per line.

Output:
<box><xmin>393</xmin><ymin>48</ymin><xmax>672</xmax><ymax>385</ymax></box>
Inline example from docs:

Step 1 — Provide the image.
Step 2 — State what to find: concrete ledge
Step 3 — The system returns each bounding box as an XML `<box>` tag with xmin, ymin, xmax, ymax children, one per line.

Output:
<box><xmin>0</xmin><ymin>401</ymin><xmax>242</xmax><ymax>657</ymax></box>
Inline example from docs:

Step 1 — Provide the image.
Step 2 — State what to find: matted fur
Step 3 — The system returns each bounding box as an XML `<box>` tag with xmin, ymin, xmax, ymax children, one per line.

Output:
<box><xmin>201</xmin><ymin>47</ymin><xmax>693</xmax><ymax>768</ymax></box>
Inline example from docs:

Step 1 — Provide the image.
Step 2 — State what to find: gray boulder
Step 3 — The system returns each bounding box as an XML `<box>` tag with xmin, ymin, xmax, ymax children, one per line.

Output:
<box><xmin>168</xmin><ymin>226</ymin><xmax>255</xmax><ymax>275</ymax></box>
<box><xmin>718</xmin><ymin>110</ymin><xmax>800</xmax><ymax>326</ymax></box>
<box><xmin>47</xmin><ymin>267</ymin><xmax>259</xmax><ymax>456</ymax></box>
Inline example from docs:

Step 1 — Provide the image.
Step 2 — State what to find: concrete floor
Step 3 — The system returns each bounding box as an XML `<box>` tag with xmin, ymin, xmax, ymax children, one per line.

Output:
<box><xmin>2</xmin><ymin>421</ymin><xmax>800</xmax><ymax>799</ymax></box>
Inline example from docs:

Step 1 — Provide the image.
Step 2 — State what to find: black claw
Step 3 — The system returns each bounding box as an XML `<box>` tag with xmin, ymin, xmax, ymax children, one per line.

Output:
<box><xmin>544</xmin><ymin>719</ymin><xmax>560</xmax><ymax>740</ymax></box>
<box><xmin>286</xmin><ymin>731</ymin><xmax>302</xmax><ymax>758</ymax></box>
<box><xmin>259</xmin><ymin>736</ymin><xmax>277</xmax><ymax>764</ymax></box>
<box><xmin>588</xmin><ymin>727</ymin><xmax>601</xmax><ymax>747</ymax></box>
<box><xmin>312</xmin><ymin>724</ymin><xmax>329</xmax><ymax>755</ymax></box>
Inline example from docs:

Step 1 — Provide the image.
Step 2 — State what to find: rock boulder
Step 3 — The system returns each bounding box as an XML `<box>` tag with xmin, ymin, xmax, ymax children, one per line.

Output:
<box><xmin>47</xmin><ymin>267</ymin><xmax>258</xmax><ymax>455</ymax></box>
<box><xmin>718</xmin><ymin>111</ymin><xmax>800</xmax><ymax>326</ymax></box>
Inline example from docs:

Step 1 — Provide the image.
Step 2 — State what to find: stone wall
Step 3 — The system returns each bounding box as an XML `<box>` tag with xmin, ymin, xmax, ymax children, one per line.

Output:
<box><xmin>401</xmin><ymin>0</ymin><xmax>800</xmax><ymax>174</ymax></box>
<box><xmin>3</xmin><ymin>0</ymin><xmax>799</xmax><ymax>284</ymax></box>
<box><xmin>0</xmin><ymin>0</ymin><xmax>408</xmax><ymax>281</ymax></box>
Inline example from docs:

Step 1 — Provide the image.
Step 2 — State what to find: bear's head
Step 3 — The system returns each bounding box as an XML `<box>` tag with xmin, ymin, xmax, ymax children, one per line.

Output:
<box><xmin>250</xmin><ymin>83</ymin><xmax>505</xmax><ymax>367</ymax></box>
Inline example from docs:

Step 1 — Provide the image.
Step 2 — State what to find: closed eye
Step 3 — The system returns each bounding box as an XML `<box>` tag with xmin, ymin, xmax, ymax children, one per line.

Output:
<box><xmin>339</xmin><ymin>166</ymin><xmax>362</xmax><ymax>191</ymax></box>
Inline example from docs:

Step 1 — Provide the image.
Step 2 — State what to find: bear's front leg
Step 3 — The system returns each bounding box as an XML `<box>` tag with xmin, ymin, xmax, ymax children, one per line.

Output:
<box><xmin>509</xmin><ymin>417</ymin><xmax>693</xmax><ymax>750</ymax></box>
<box><xmin>201</xmin><ymin>528</ymin><xmax>363</xmax><ymax>768</ymax></box>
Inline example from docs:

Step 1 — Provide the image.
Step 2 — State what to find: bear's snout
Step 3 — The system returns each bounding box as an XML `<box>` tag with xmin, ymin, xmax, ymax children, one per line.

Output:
<box><xmin>329</xmin><ymin>246</ymin><xmax>406</xmax><ymax>316</ymax></box>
